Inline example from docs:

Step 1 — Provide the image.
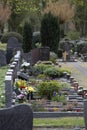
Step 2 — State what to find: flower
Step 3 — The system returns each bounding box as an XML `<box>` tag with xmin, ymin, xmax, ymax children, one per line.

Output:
<box><xmin>17</xmin><ymin>94</ymin><xmax>25</xmax><ymax>99</ymax></box>
<box><xmin>15</xmin><ymin>80</ymin><xmax>27</xmax><ymax>89</ymax></box>
<box><xmin>21</xmin><ymin>62</ymin><xmax>30</xmax><ymax>68</ymax></box>
<box><xmin>26</xmin><ymin>86</ymin><xmax>35</xmax><ymax>92</ymax></box>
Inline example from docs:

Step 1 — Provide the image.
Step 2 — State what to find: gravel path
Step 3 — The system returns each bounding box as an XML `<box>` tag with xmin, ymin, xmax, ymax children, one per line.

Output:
<box><xmin>61</xmin><ymin>62</ymin><xmax>87</xmax><ymax>88</ymax></box>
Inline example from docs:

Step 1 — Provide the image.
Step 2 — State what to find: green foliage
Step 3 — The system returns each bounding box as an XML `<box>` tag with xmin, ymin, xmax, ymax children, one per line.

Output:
<box><xmin>50</xmin><ymin>52</ymin><xmax>58</xmax><ymax>63</ymax></box>
<box><xmin>44</xmin><ymin>67</ymin><xmax>60</xmax><ymax>78</ymax></box>
<box><xmin>22</xmin><ymin>22</ymin><xmax>33</xmax><ymax>53</ymax></box>
<box><xmin>0</xmin><ymin>43</ymin><xmax>7</xmax><ymax>51</ymax></box>
<box><xmin>37</xmin><ymin>74</ymin><xmax>49</xmax><ymax>80</ymax></box>
<box><xmin>37</xmin><ymin>80</ymin><xmax>62</xmax><ymax>100</ymax></box>
<box><xmin>52</xmin><ymin>94</ymin><xmax>66</xmax><ymax>103</ymax></box>
<box><xmin>33</xmin><ymin>64</ymin><xmax>53</xmax><ymax>76</ymax></box>
<box><xmin>41</xmin><ymin>12</ymin><xmax>60</xmax><ymax>53</ymax></box>
<box><xmin>1</xmin><ymin>32</ymin><xmax>23</xmax><ymax>43</ymax></box>
<box><xmin>66</xmin><ymin>31</ymin><xmax>80</xmax><ymax>40</ymax></box>
<box><xmin>7</xmin><ymin>0</ymin><xmax>41</xmax><ymax>31</ymax></box>
<box><xmin>58</xmin><ymin>68</ymin><xmax>71</xmax><ymax>77</ymax></box>
<box><xmin>44</xmin><ymin>67</ymin><xmax>71</xmax><ymax>78</ymax></box>
<box><xmin>32</xmin><ymin>31</ymin><xmax>41</xmax><ymax>48</ymax></box>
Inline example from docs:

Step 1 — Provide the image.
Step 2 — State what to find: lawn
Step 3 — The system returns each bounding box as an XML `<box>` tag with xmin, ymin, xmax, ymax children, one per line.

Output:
<box><xmin>0</xmin><ymin>66</ymin><xmax>9</xmax><ymax>107</ymax></box>
<box><xmin>33</xmin><ymin>117</ymin><xmax>85</xmax><ymax>128</ymax></box>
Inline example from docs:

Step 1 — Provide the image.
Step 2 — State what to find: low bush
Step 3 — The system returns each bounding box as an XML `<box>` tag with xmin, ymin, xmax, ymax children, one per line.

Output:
<box><xmin>44</xmin><ymin>67</ymin><xmax>60</xmax><ymax>78</ymax></box>
<box><xmin>58</xmin><ymin>68</ymin><xmax>71</xmax><ymax>77</ymax></box>
<box><xmin>1</xmin><ymin>32</ymin><xmax>23</xmax><ymax>43</ymax></box>
<box><xmin>32</xmin><ymin>64</ymin><xmax>53</xmax><ymax>76</ymax></box>
<box><xmin>37</xmin><ymin>80</ymin><xmax>62</xmax><ymax>100</ymax></box>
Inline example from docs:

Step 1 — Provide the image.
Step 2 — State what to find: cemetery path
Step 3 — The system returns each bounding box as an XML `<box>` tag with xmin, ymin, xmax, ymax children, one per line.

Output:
<box><xmin>61</xmin><ymin>62</ymin><xmax>87</xmax><ymax>88</ymax></box>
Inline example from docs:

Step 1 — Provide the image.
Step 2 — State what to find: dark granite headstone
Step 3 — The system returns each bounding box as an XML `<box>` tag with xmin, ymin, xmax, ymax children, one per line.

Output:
<box><xmin>40</xmin><ymin>47</ymin><xmax>50</xmax><ymax>61</ymax></box>
<box><xmin>0</xmin><ymin>104</ymin><xmax>33</xmax><ymax>130</ymax></box>
<box><xmin>6</xmin><ymin>37</ymin><xmax>22</xmax><ymax>64</ymax></box>
<box><xmin>7</xmin><ymin>37</ymin><xmax>22</xmax><ymax>49</ymax></box>
<box><xmin>17</xmin><ymin>71</ymin><xmax>29</xmax><ymax>81</ymax></box>
<box><xmin>0</xmin><ymin>50</ymin><xmax>6</xmax><ymax>66</ymax></box>
<box><xmin>31</xmin><ymin>47</ymin><xmax>50</xmax><ymax>65</ymax></box>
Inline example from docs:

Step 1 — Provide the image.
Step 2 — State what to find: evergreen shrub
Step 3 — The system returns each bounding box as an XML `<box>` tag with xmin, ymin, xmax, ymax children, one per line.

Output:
<box><xmin>22</xmin><ymin>22</ymin><xmax>33</xmax><ymax>53</ymax></box>
<box><xmin>41</xmin><ymin>12</ymin><xmax>60</xmax><ymax>53</ymax></box>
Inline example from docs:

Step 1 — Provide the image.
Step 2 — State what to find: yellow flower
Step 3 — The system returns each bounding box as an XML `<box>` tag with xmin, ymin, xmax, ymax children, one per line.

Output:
<box><xmin>27</xmin><ymin>86</ymin><xmax>35</xmax><ymax>92</ymax></box>
<box><xmin>15</xmin><ymin>80</ymin><xmax>27</xmax><ymax>88</ymax></box>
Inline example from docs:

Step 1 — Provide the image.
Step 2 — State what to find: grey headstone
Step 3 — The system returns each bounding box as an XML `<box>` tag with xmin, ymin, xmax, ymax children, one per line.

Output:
<box><xmin>5</xmin><ymin>75</ymin><xmax>13</xmax><ymax>108</ymax></box>
<box><xmin>0</xmin><ymin>104</ymin><xmax>33</xmax><ymax>130</ymax></box>
<box><xmin>7</xmin><ymin>37</ymin><xmax>22</xmax><ymax>49</ymax></box>
<box><xmin>6</xmin><ymin>37</ymin><xmax>22</xmax><ymax>64</ymax></box>
<box><xmin>0</xmin><ymin>50</ymin><xmax>6</xmax><ymax>66</ymax></box>
<box><xmin>17</xmin><ymin>71</ymin><xmax>29</xmax><ymax>81</ymax></box>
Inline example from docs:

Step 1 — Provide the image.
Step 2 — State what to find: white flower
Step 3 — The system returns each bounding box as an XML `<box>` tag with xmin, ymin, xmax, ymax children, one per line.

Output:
<box><xmin>21</xmin><ymin>62</ymin><xmax>30</xmax><ymax>67</ymax></box>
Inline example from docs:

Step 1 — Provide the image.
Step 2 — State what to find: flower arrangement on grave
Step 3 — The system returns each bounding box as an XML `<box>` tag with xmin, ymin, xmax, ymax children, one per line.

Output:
<box><xmin>26</xmin><ymin>86</ymin><xmax>35</xmax><ymax>100</ymax></box>
<box><xmin>15</xmin><ymin>79</ymin><xmax>27</xmax><ymax>89</ymax></box>
<box><xmin>21</xmin><ymin>62</ymin><xmax>30</xmax><ymax>72</ymax></box>
<box><xmin>26</xmin><ymin>86</ymin><xmax>35</xmax><ymax>92</ymax></box>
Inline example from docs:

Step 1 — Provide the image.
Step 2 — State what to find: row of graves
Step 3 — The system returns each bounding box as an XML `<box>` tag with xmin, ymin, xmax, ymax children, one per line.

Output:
<box><xmin>3</xmin><ymin>50</ymin><xmax>87</xmax><ymax>130</ymax></box>
<box><xmin>4</xmin><ymin>50</ymin><xmax>87</xmax><ymax>112</ymax></box>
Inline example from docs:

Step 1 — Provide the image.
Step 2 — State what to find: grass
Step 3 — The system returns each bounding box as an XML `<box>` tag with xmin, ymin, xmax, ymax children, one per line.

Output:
<box><xmin>33</xmin><ymin>117</ymin><xmax>85</xmax><ymax>127</ymax></box>
<box><xmin>0</xmin><ymin>66</ymin><xmax>9</xmax><ymax>107</ymax></box>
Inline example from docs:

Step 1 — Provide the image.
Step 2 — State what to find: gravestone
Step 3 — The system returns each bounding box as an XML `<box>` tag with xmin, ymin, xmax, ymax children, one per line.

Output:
<box><xmin>5</xmin><ymin>75</ymin><xmax>13</xmax><ymax>108</ymax></box>
<box><xmin>6</xmin><ymin>37</ymin><xmax>22</xmax><ymax>64</ymax></box>
<box><xmin>31</xmin><ymin>47</ymin><xmax>50</xmax><ymax>65</ymax></box>
<box><xmin>0</xmin><ymin>50</ymin><xmax>6</xmax><ymax>66</ymax></box>
<box><xmin>17</xmin><ymin>71</ymin><xmax>29</xmax><ymax>81</ymax></box>
<box><xmin>40</xmin><ymin>47</ymin><xmax>50</xmax><ymax>61</ymax></box>
<box><xmin>0</xmin><ymin>104</ymin><xmax>33</xmax><ymax>130</ymax></box>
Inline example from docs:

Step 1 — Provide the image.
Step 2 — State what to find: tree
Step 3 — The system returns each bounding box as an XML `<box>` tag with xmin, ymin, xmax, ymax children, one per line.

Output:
<box><xmin>0</xmin><ymin>1</ymin><xmax>11</xmax><ymax>32</ymax></box>
<box><xmin>6</xmin><ymin>0</ymin><xmax>43</xmax><ymax>31</ymax></box>
<box><xmin>42</xmin><ymin>0</ymin><xmax>75</xmax><ymax>24</ymax></box>
<box><xmin>70</xmin><ymin>0</ymin><xmax>87</xmax><ymax>36</ymax></box>
<box><xmin>41</xmin><ymin>12</ymin><xmax>60</xmax><ymax>53</ymax></box>
<box><xmin>22</xmin><ymin>22</ymin><xmax>32</xmax><ymax>53</ymax></box>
